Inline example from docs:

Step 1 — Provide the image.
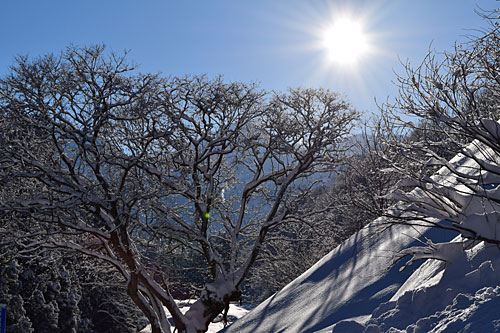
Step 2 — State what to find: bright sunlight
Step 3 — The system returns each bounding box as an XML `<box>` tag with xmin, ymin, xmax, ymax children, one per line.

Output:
<box><xmin>322</xmin><ymin>16</ymin><xmax>369</xmax><ymax>65</ymax></box>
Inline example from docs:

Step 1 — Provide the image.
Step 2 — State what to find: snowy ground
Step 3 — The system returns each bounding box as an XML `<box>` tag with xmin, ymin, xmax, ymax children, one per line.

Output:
<box><xmin>225</xmin><ymin>229</ymin><xmax>500</xmax><ymax>333</ymax></box>
<box><xmin>223</xmin><ymin>220</ymin><xmax>457</xmax><ymax>333</ymax></box>
<box><xmin>332</xmin><ymin>240</ymin><xmax>500</xmax><ymax>332</ymax></box>
<box><xmin>224</xmin><ymin>143</ymin><xmax>500</xmax><ymax>333</ymax></box>
<box><xmin>139</xmin><ymin>300</ymin><xmax>249</xmax><ymax>333</ymax></box>
<box><xmin>137</xmin><ymin>230</ymin><xmax>500</xmax><ymax>333</ymax></box>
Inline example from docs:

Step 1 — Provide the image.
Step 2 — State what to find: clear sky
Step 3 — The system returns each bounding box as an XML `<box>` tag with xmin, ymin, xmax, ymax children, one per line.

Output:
<box><xmin>0</xmin><ymin>0</ymin><xmax>497</xmax><ymax>115</ymax></box>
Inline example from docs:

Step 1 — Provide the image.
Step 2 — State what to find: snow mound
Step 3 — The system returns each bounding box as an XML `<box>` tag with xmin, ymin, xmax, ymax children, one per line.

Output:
<box><xmin>224</xmin><ymin>221</ymin><xmax>456</xmax><ymax>333</ymax></box>
<box><xmin>226</xmin><ymin>226</ymin><xmax>500</xmax><ymax>333</ymax></box>
<box><xmin>140</xmin><ymin>300</ymin><xmax>249</xmax><ymax>333</ymax></box>
<box><xmin>346</xmin><ymin>242</ymin><xmax>500</xmax><ymax>333</ymax></box>
<box><xmin>225</xmin><ymin>141</ymin><xmax>500</xmax><ymax>333</ymax></box>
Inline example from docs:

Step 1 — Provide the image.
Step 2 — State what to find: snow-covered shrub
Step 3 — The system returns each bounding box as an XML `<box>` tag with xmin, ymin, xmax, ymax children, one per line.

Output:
<box><xmin>379</xmin><ymin>9</ymin><xmax>500</xmax><ymax>259</ymax></box>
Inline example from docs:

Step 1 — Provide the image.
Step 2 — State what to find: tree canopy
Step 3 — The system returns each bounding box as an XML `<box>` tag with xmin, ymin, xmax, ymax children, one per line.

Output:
<box><xmin>0</xmin><ymin>45</ymin><xmax>359</xmax><ymax>333</ymax></box>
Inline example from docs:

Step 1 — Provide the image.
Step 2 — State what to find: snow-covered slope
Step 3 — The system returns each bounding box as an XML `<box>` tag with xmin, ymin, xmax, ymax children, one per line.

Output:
<box><xmin>225</xmin><ymin>142</ymin><xmax>500</xmax><ymax>333</ymax></box>
<box><xmin>140</xmin><ymin>300</ymin><xmax>249</xmax><ymax>333</ymax></box>
<box><xmin>226</xmin><ymin>222</ymin><xmax>500</xmax><ymax>333</ymax></box>
<box><xmin>340</xmin><ymin>240</ymin><xmax>500</xmax><ymax>332</ymax></box>
<box><xmin>224</xmin><ymin>221</ymin><xmax>456</xmax><ymax>333</ymax></box>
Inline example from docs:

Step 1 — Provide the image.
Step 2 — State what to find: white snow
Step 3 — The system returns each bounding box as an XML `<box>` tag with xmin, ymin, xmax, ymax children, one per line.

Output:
<box><xmin>393</xmin><ymin>239</ymin><xmax>466</xmax><ymax>271</ymax></box>
<box><xmin>225</xmin><ymin>221</ymin><xmax>500</xmax><ymax>333</ymax></box>
<box><xmin>224</xmin><ymin>141</ymin><xmax>500</xmax><ymax>333</ymax></box>
<box><xmin>203</xmin><ymin>275</ymin><xmax>237</xmax><ymax>305</ymax></box>
<box><xmin>363</xmin><ymin>242</ymin><xmax>500</xmax><ymax>333</ymax></box>
<box><xmin>139</xmin><ymin>300</ymin><xmax>249</xmax><ymax>333</ymax></box>
<box><xmin>223</xmin><ymin>219</ymin><xmax>456</xmax><ymax>333</ymax></box>
<box><xmin>461</xmin><ymin>212</ymin><xmax>500</xmax><ymax>241</ymax></box>
<box><xmin>480</xmin><ymin>118</ymin><xmax>500</xmax><ymax>140</ymax></box>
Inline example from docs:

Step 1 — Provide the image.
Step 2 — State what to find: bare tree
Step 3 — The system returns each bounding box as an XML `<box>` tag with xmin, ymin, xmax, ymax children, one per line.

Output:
<box><xmin>378</xmin><ymin>12</ymin><xmax>500</xmax><ymax>260</ymax></box>
<box><xmin>0</xmin><ymin>45</ymin><xmax>359</xmax><ymax>332</ymax></box>
<box><xmin>324</xmin><ymin>124</ymin><xmax>403</xmax><ymax>234</ymax></box>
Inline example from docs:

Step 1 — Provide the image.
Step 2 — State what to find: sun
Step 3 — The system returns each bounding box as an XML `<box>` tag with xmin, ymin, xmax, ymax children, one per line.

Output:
<box><xmin>322</xmin><ymin>16</ymin><xmax>369</xmax><ymax>65</ymax></box>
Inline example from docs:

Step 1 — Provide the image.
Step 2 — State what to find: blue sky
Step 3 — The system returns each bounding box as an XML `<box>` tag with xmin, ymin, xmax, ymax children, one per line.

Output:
<box><xmin>1</xmin><ymin>0</ymin><xmax>497</xmax><ymax>115</ymax></box>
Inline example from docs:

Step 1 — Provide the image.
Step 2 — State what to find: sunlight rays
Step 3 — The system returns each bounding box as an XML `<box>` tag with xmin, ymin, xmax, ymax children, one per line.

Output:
<box><xmin>322</xmin><ymin>16</ymin><xmax>370</xmax><ymax>65</ymax></box>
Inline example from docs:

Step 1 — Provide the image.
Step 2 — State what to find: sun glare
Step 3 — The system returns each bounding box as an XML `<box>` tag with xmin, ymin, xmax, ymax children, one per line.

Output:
<box><xmin>322</xmin><ymin>17</ymin><xmax>369</xmax><ymax>65</ymax></box>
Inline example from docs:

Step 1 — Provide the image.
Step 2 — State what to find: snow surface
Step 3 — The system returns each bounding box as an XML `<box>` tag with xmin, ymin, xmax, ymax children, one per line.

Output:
<box><xmin>139</xmin><ymin>300</ymin><xmax>249</xmax><ymax>333</ymax></box>
<box><xmin>223</xmin><ymin>220</ymin><xmax>456</xmax><ymax>333</ymax></box>
<box><xmin>225</xmin><ymin>223</ymin><xmax>500</xmax><ymax>333</ymax></box>
<box><xmin>361</xmin><ymin>242</ymin><xmax>500</xmax><ymax>332</ymax></box>
<box><xmin>224</xmin><ymin>141</ymin><xmax>500</xmax><ymax>333</ymax></box>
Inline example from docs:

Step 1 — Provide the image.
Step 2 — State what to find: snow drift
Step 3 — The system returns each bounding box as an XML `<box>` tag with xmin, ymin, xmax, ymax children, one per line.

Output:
<box><xmin>224</xmin><ymin>221</ymin><xmax>456</xmax><ymax>333</ymax></box>
<box><xmin>225</xmin><ymin>141</ymin><xmax>500</xmax><ymax>332</ymax></box>
<box><xmin>346</xmin><ymin>240</ymin><xmax>500</xmax><ymax>333</ymax></box>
